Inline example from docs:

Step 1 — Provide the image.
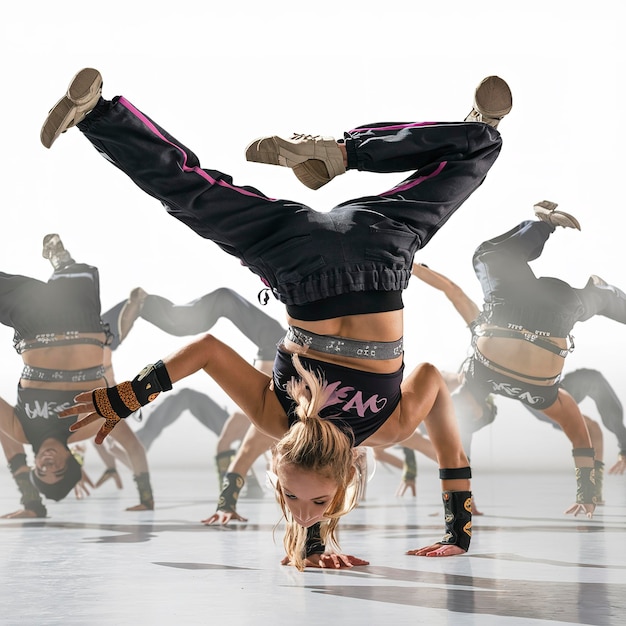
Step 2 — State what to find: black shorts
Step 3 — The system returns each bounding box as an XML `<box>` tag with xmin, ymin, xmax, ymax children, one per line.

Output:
<box><xmin>464</xmin><ymin>357</ymin><xmax>560</xmax><ymax>410</ymax></box>
<box><xmin>14</xmin><ymin>386</ymin><xmax>80</xmax><ymax>450</ymax></box>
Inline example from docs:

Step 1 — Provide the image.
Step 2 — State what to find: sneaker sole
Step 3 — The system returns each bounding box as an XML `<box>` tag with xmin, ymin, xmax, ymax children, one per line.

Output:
<box><xmin>535</xmin><ymin>207</ymin><xmax>581</xmax><ymax>230</ymax></box>
<box><xmin>474</xmin><ymin>76</ymin><xmax>513</xmax><ymax>118</ymax></box>
<box><xmin>40</xmin><ymin>97</ymin><xmax>77</xmax><ymax>149</ymax></box>
<box><xmin>40</xmin><ymin>68</ymin><xmax>102</xmax><ymax>148</ymax></box>
<box><xmin>556</xmin><ymin>212</ymin><xmax>581</xmax><ymax>230</ymax></box>
<box><xmin>293</xmin><ymin>159</ymin><xmax>330</xmax><ymax>190</ymax></box>
<box><xmin>68</xmin><ymin>67</ymin><xmax>102</xmax><ymax>104</ymax></box>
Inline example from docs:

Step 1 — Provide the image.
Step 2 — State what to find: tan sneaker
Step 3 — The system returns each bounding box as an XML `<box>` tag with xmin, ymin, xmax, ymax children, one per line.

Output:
<box><xmin>42</xmin><ymin>233</ymin><xmax>75</xmax><ymax>270</ymax></box>
<box><xmin>118</xmin><ymin>287</ymin><xmax>148</xmax><ymax>342</ymax></box>
<box><xmin>533</xmin><ymin>200</ymin><xmax>581</xmax><ymax>230</ymax></box>
<box><xmin>588</xmin><ymin>275</ymin><xmax>622</xmax><ymax>294</ymax></box>
<box><xmin>41</xmin><ymin>68</ymin><xmax>102</xmax><ymax>149</ymax></box>
<box><xmin>245</xmin><ymin>133</ymin><xmax>345</xmax><ymax>189</ymax></box>
<box><xmin>292</xmin><ymin>159</ymin><xmax>335</xmax><ymax>190</ymax></box>
<box><xmin>586</xmin><ymin>276</ymin><xmax>626</xmax><ymax>323</ymax></box>
<box><xmin>465</xmin><ymin>76</ymin><xmax>513</xmax><ymax>129</ymax></box>
<box><xmin>589</xmin><ymin>275</ymin><xmax>609</xmax><ymax>288</ymax></box>
<box><xmin>587</xmin><ymin>275</ymin><xmax>626</xmax><ymax>300</ymax></box>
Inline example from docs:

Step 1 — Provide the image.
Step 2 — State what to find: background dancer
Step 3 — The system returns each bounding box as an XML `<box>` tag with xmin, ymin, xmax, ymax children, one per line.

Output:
<box><xmin>0</xmin><ymin>235</ymin><xmax>152</xmax><ymax>517</ymax></box>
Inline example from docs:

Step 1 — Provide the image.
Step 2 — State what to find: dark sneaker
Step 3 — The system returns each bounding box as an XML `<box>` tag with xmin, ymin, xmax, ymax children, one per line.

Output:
<box><xmin>41</xmin><ymin>68</ymin><xmax>102</xmax><ymax>148</ymax></box>
<box><xmin>534</xmin><ymin>200</ymin><xmax>581</xmax><ymax>230</ymax></box>
<box><xmin>465</xmin><ymin>75</ymin><xmax>513</xmax><ymax>129</ymax></box>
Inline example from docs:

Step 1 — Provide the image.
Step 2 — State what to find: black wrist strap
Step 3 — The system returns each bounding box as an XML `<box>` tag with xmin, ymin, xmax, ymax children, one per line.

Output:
<box><xmin>8</xmin><ymin>453</ymin><xmax>28</xmax><ymax>475</ymax></box>
<box><xmin>133</xmin><ymin>360</ymin><xmax>173</xmax><ymax>402</ymax></box>
<box><xmin>572</xmin><ymin>448</ymin><xmax>595</xmax><ymax>458</ymax></box>
<box><xmin>439</xmin><ymin>466</ymin><xmax>472</xmax><ymax>480</ymax></box>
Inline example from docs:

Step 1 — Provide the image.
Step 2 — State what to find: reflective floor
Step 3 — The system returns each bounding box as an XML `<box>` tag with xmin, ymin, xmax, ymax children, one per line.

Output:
<box><xmin>2</xmin><ymin>458</ymin><xmax>625</xmax><ymax>626</ymax></box>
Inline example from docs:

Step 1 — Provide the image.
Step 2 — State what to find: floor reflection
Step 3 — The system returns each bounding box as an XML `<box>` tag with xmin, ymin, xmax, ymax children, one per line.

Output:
<box><xmin>1</xmin><ymin>466</ymin><xmax>624</xmax><ymax>625</ymax></box>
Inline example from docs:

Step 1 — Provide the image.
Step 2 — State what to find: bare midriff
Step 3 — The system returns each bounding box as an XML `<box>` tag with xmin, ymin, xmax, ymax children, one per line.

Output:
<box><xmin>475</xmin><ymin>324</ymin><xmax>567</xmax><ymax>385</ymax></box>
<box><xmin>285</xmin><ymin>309</ymin><xmax>404</xmax><ymax>373</ymax></box>
<box><xmin>20</xmin><ymin>332</ymin><xmax>109</xmax><ymax>390</ymax></box>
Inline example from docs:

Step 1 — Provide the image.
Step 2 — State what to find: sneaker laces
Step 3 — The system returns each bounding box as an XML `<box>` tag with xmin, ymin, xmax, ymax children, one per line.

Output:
<box><xmin>291</xmin><ymin>133</ymin><xmax>321</xmax><ymax>141</ymax></box>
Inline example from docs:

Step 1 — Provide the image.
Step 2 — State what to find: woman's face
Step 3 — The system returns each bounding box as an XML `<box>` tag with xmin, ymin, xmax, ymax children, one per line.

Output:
<box><xmin>276</xmin><ymin>464</ymin><xmax>340</xmax><ymax>528</ymax></box>
<box><xmin>33</xmin><ymin>438</ymin><xmax>70</xmax><ymax>485</ymax></box>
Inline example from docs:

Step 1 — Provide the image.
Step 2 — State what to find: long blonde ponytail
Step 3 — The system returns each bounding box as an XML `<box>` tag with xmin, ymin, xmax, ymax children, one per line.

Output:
<box><xmin>273</xmin><ymin>354</ymin><xmax>362</xmax><ymax>570</ymax></box>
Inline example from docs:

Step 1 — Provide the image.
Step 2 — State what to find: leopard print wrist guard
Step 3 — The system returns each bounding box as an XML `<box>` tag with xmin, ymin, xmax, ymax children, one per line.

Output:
<box><xmin>439</xmin><ymin>490</ymin><xmax>472</xmax><ymax>552</ymax></box>
<box><xmin>93</xmin><ymin>360</ymin><xmax>173</xmax><ymax>420</ymax></box>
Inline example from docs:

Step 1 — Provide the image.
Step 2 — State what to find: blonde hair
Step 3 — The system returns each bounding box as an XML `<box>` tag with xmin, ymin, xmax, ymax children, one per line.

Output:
<box><xmin>273</xmin><ymin>354</ymin><xmax>361</xmax><ymax>571</ymax></box>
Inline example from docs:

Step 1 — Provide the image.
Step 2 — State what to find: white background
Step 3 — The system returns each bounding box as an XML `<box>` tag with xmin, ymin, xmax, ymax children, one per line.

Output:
<box><xmin>1</xmin><ymin>0</ymin><xmax>624</xmax><ymax>472</ymax></box>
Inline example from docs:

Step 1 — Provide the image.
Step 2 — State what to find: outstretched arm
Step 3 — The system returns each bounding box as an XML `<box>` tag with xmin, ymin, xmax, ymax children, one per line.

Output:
<box><xmin>399</xmin><ymin>363</ymin><xmax>471</xmax><ymax>556</ymax></box>
<box><xmin>391</xmin><ymin>430</ymin><xmax>439</xmax><ymax>497</ymax></box>
<box><xmin>560</xmin><ymin>369</ymin><xmax>626</xmax><ymax>474</ymax></box>
<box><xmin>542</xmin><ymin>389</ymin><xmax>596</xmax><ymax>518</ymax></box>
<box><xmin>90</xmin><ymin>439</ymin><xmax>127</xmax><ymax>489</ymax></box>
<box><xmin>107</xmin><ymin>421</ymin><xmax>154</xmax><ymax>510</ymax></box>
<box><xmin>59</xmin><ymin>334</ymin><xmax>288</xmax><ymax>443</ymax></box>
<box><xmin>412</xmin><ymin>263</ymin><xmax>480</xmax><ymax>326</ymax></box>
<box><xmin>203</xmin><ymin>424</ymin><xmax>275</xmax><ymax>526</ymax></box>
